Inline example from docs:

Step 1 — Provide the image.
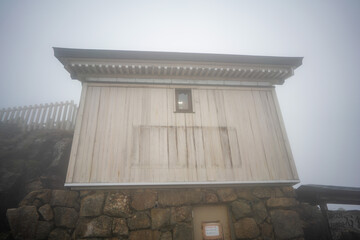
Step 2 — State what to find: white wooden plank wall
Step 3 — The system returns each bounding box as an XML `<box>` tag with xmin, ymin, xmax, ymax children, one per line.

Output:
<box><xmin>67</xmin><ymin>85</ymin><xmax>298</xmax><ymax>184</ymax></box>
<box><xmin>0</xmin><ymin>101</ymin><xmax>77</xmax><ymax>131</ymax></box>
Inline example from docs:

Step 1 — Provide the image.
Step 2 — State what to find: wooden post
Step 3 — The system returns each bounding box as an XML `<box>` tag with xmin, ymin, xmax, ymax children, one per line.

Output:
<box><xmin>319</xmin><ymin>203</ymin><xmax>333</xmax><ymax>240</ymax></box>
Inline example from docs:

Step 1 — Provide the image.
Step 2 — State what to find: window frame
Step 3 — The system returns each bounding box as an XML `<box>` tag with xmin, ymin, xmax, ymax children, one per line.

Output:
<box><xmin>175</xmin><ymin>88</ymin><xmax>193</xmax><ymax>113</ymax></box>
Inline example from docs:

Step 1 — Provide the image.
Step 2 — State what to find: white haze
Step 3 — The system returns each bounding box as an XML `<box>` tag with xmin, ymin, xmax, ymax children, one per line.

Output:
<box><xmin>0</xmin><ymin>0</ymin><xmax>359</xmax><ymax>209</ymax></box>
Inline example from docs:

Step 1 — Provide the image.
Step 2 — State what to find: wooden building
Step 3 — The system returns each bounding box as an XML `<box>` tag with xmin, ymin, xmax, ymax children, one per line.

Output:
<box><xmin>54</xmin><ymin>48</ymin><xmax>302</xmax><ymax>189</ymax></box>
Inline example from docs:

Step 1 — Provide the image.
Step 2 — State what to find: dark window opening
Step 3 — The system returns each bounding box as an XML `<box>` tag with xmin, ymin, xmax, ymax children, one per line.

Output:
<box><xmin>175</xmin><ymin>89</ymin><xmax>193</xmax><ymax>113</ymax></box>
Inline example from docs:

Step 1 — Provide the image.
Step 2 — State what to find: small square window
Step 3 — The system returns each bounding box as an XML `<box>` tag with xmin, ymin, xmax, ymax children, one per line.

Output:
<box><xmin>175</xmin><ymin>89</ymin><xmax>193</xmax><ymax>113</ymax></box>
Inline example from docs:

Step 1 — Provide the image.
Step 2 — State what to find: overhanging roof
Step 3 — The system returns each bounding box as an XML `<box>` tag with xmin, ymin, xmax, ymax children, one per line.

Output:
<box><xmin>296</xmin><ymin>184</ymin><xmax>360</xmax><ymax>205</ymax></box>
<box><xmin>54</xmin><ymin>47</ymin><xmax>303</xmax><ymax>86</ymax></box>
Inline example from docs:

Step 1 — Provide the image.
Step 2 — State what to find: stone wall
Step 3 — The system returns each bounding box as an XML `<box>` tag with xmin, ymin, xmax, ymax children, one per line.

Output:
<box><xmin>6</xmin><ymin>186</ymin><xmax>306</xmax><ymax>240</ymax></box>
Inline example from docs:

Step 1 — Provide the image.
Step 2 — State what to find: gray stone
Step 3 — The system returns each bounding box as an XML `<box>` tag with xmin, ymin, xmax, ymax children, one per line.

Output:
<box><xmin>48</xmin><ymin>228</ymin><xmax>71</xmax><ymax>240</ymax></box>
<box><xmin>50</xmin><ymin>190</ymin><xmax>79</xmax><ymax>209</ymax></box>
<box><xmin>19</xmin><ymin>189</ymin><xmax>51</xmax><ymax>207</ymax></box>
<box><xmin>36</xmin><ymin>189</ymin><xmax>52</xmax><ymax>204</ymax></box>
<box><xmin>236</xmin><ymin>190</ymin><xmax>258</xmax><ymax>201</ymax></box>
<box><xmin>158</xmin><ymin>190</ymin><xmax>203</xmax><ymax>206</ymax></box>
<box><xmin>231</xmin><ymin>200</ymin><xmax>252</xmax><ymax>219</ymax></box>
<box><xmin>131</xmin><ymin>191</ymin><xmax>157</xmax><ymax>210</ymax></box>
<box><xmin>216</xmin><ymin>188</ymin><xmax>237</xmax><ymax>202</ymax></box>
<box><xmin>234</xmin><ymin>218</ymin><xmax>260</xmax><ymax>239</ymax></box>
<box><xmin>252</xmin><ymin>201</ymin><xmax>268</xmax><ymax>223</ymax></box>
<box><xmin>151</xmin><ymin>208</ymin><xmax>171</xmax><ymax>229</ymax></box>
<box><xmin>38</xmin><ymin>204</ymin><xmax>54</xmax><ymax>221</ymax></box>
<box><xmin>129</xmin><ymin>229</ymin><xmax>160</xmax><ymax>240</ymax></box>
<box><xmin>80</xmin><ymin>192</ymin><xmax>105</xmax><ymax>216</ymax></box>
<box><xmin>103</xmin><ymin>192</ymin><xmax>132</xmax><ymax>217</ymax></box>
<box><xmin>160</xmin><ymin>231</ymin><xmax>172</xmax><ymax>240</ymax></box>
<box><xmin>36</xmin><ymin>221</ymin><xmax>54</xmax><ymax>239</ymax></box>
<box><xmin>127</xmin><ymin>212</ymin><xmax>151</xmax><ymax>230</ymax></box>
<box><xmin>76</xmin><ymin>215</ymin><xmax>113</xmax><ymax>238</ymax></box>
<box><xmin>53</xmin><ymin>207</ymin><xmax>78</xmax><ymax>228</ymax></box>
<box><xmin>173</xmin><ymin>223</ymin><xmax>193</xmax><ymax>240</ymax></box>
<box><xmin>270</xmin><ymin>210</ymin><xmax>303</xmax><ymax>239</ymax></box>
<box><xmin>253</xmin><ymin>187</ymin><xmax>271</xmax><ymax>199</ymax></box>
<box><xmin>204</xmin><ymin>192</ymin><xmax>218</xmax><ymax>203</ymax></box>
<box><xmin>281</xmin><ymin>186</ymin><xmax>296</xmax><ymax>197</ymax></box>
<box><xmin>6</xmin><ymin>206</ymin><xmax>39</xmax><ymax>240</ymax></box>
<box><xmin>260</xmin><ymin>222</ymin><xmax>273</xmax><ymax>239</ymax></box>
<box><xmin>266</xmin><ymin>198</ymin><xmax>298</xmax><ymax>208</ymax></box>
<box><xmin>273</xmin><ymin>188</ymin><xmax>284</xmax><ymax>198</ymax></box>
<box><xmin>171</xmin><ymin>206</ymin><xmax>192</xmax><ymax>223</ymax></box>
<box><xmin>112</xmin><ymin>218</ymin><xmax>129</xmax><ymax>236</ymax></box>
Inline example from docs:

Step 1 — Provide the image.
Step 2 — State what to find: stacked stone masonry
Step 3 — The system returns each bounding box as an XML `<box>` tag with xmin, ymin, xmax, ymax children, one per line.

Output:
<box><xmin>6</xmin><ymin>186</ymin><xmax>305</xmax><ymax>240</ymax></box>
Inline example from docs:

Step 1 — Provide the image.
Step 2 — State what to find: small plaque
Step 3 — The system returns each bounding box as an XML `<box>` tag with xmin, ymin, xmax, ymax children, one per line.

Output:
<box><xmin>202</xmin><ymin>222</ymin><xmax>223</xmax><ymax>240</ymax></box>
<box><xmin>205</xmin><ymin>225</ymin><xmax>220</xmax><ymax>236</ymax></box>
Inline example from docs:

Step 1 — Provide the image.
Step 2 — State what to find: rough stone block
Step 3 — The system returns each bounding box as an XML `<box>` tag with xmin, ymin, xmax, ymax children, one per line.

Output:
<box><xmin>80</xmin><ymin>192</ymin><xmax>105</xmax><ymax>217</ymax></box>
<box><xmin>131</xmin><ymin>191</ymin><xmax>157</xmax><ymax>210</ymax></box>
<box><xmin>204</xmin><ymin>192</ymin><xmax>218</xmax><ymax>203</ymax></box>
<box><xmin>260</xmin><ymin>222</ymin><xmax>273</xmax><ymax>239</ymax></box>
<box><xmin>76</xmin><ymin>215</ymin><xmax>113</xmax><ymax>238</ymax></box>
<box><xmin>129</xmin><ymin>229</ymin><xmax>160</xmax><ymax>240</ymax></box>
<box><xmin>6</xmin><ymin>206</ymin><xmax>39</xmax><ymax>240</ymax></box>
<box><xmin>38</xmin><ymin>204</ymin><xmax>54</xmax><ymax>221</ymax></box>
<box><xmin>252</xmin><ymin>187</ymin><xmax>271</xmax><ymax>199</ymax></box>
<box><xmin>252</xmin><ymin>201</ymin><xmax>268</xmax><ymax>223</ymax></box>
<box><xmin>266</xmin><ymin>198</ymin><xmax>298</xmax><ymax>208</ymax></box>
<box><xmin>127</xmin><ymin>212</ymin><xmax>151</xmax><ymax>230</ymax></box>
<box><xmin>158</xmin><ymin>190</ymin><xmax>203</xmax><ymax>206</ymax></box>
<box><xmin>281</xmin><ymin>186</ymin><xmax>296</xmax><ymax>197</ymax></box>
<box><xmin>160</xmin><ymin>231</ymin><xmax>172</xmax><ymax>240</ymax></box>
<box><xmin>103</xmin><ymin>192</ymin><xmax>132</xmax><ymax>217</ymax></box>
<box><xmin>53</xmin><ymin>207</ymin><xmax>78</xmax><ymax>228</ymax></box>
<box><xmin>173</xmin><ymin>223</ymin><xmax>193</xmax><ymax>240</ymax></box>
<box><xmin>171</xmin><ymin>206</ymin><xmax>192</xmax><ymax>223</ymax></box>
<box><xmin>234</xmin><ymin>218</ymin><xmax>260</xmax><ymax>239</ymax></box>
<box><xmin>151</xmin><ymin>208</ymin><xmax>171</xmax><ymax>229</ymax></box>
<box><xmin>112</xmin><ymin>218</ymin><xmax>129</xmax><ymax>236</ymax></box>
<box><xmin>48</xmin><ymin>228</ymin><xmax>71</xmax><ymax>240</ymax></box>
<box><xmin>236</xmin><ymin>190</ymin><xmax>257</xmax><ymax>201</ymax></box>
<box><xmin>216</xmin><ymin>188</ymin><xmax>237</xmax><ymax>202</ymax></box>
<box><xmin>270</xmin><ymin>210</ymin><xmax>303</xmax><ymax>239</ymax></box>
<box><xmin>36</xmin><ymin>221</ymin><xmax>54</xmax><ymax>240</ymax></box>
<box><xmin>50</xmin><ymin>190</ymin><xmax>79</xmax><ymax>209</ymax></box>
<box><xmin>231</xmin><ymin>200</ymin><xmax>252</xmax><ymax>219</ymax></box>
<box><xmin>19</xmin><ymin>189</ymin><xmax>51</xmax><ymax>207</ymax></box>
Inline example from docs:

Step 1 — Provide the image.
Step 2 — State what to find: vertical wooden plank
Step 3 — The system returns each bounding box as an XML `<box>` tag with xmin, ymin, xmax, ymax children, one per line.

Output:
<box><xmin>66</xmin><ymin>83</ymin><xmax>89</xmax><ymax>183</ymax></box>
<box><xmin>55</xmin><ymin>102</ymin><xmax>64</xmax><ymax>129</ymax></box>
<box><xmin>14</xmin><ymin>107</ymin><xmax>21</xmax><ymax>123</ymax></box>
<box><xmin>2</xmin><ymin>108</ymin><xmax>11</xmax><ymax>122</ymax></box>
<box><xmin>49</xmin><ymin>104</ymin><xmax>58</xmax><ymax>129</ymax></box>
<box><xmin>46</xmin><ymin>104</ymin><xmax>54</xmax><ymax>128</ymax></box>
<box><xmin>34</xmin><ymin>105</ymin><xmax>43</xmax><ymax>130</ymax></box>
<box><xmin>28</xmin><ymin>106</ymin><xmax>37</xmax><ymax>131</ymax></box>
<box><xmin>8</xmin><ymin>107</ymin><xmax>16</xmax><ymax>123</ymax></box>
<box><xmin>270</xmin><ymin>88</ymin><xmax>299</xmax><ymax>179</ymax></box>
<box><xmin>40</xmin><ymin>104</ymin><xmax>48</xmax><ymax>129</ymax></box>
<box><xmin>223</xmin><ymin>90</ymin><xmax>251</xmax><ymax>181</ymax></box>
<box><xmin>61</xmin><ymin>102</ymin><xmax>69</xmax><ymax>130</ymax></box>
<box><xmin>0</xmin><ymin>109</ymin><xmax>4</xmax><ymax>122</ymax></box>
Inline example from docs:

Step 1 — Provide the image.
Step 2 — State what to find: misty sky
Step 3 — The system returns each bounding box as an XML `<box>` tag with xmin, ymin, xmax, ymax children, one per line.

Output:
<box><xmin>1</xmin><ymin>1</ymin><xmax>359</xmax><ymax>208</ymax></box>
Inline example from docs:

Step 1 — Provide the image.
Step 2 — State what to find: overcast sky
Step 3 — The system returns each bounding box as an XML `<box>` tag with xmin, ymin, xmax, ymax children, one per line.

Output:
<box><xmin>1</xmin><ymin>1</ymin><xmax>359</xmax><ymax>208</ymax></box>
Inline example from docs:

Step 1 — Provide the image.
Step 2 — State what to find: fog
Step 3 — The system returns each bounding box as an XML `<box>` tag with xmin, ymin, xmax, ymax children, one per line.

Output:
<box><xmin>1</xmin><ymin>0</ymin><xmax>359</xmax><ymax>209</ymax></box>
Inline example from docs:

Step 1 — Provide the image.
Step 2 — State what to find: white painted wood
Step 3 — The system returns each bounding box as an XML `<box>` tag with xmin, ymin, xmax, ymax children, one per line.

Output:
<box><xmin>66</xmin><ymin>84</ymin><xmax>299</xmax><ymax>185</ymax></box>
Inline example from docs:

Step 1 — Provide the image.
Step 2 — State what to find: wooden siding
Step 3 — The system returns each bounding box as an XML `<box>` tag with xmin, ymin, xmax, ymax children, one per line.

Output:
<box><xmin>66</xmin><ymin>84</ymin><xmax>298</xmax><ymax>184</ymax></box>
